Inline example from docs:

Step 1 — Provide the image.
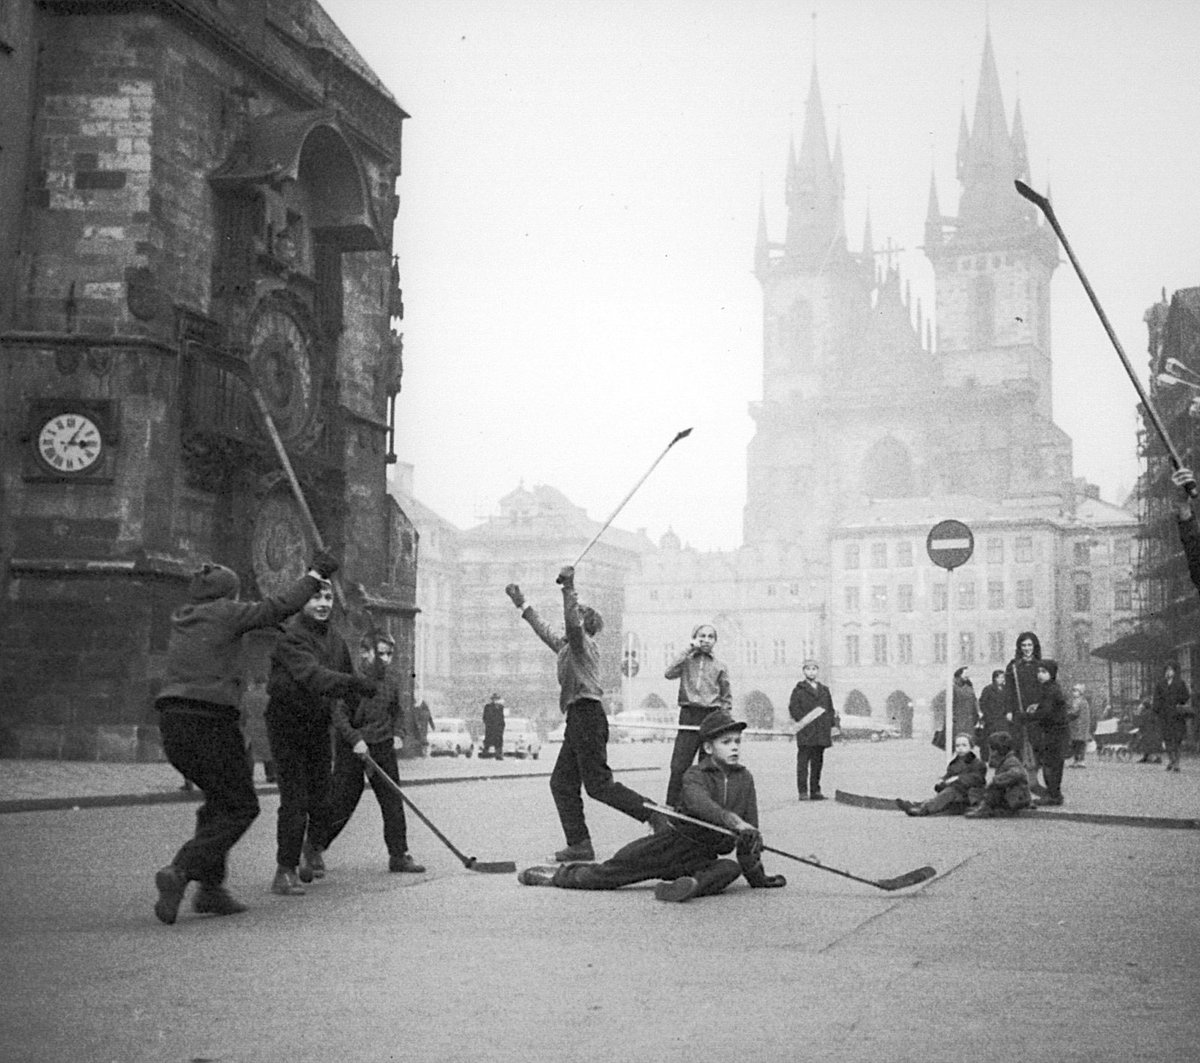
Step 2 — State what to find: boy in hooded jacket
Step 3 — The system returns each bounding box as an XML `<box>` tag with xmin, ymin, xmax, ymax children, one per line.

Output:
<box><xmin>663</xmin><ymin>623</ymin><xmax>731</xmax><ymax>807</ymax></box>
<box><xmin>516</xmin><ymin>710</ymin><xmax>785</xmax><ymax>901</ymax></box>
<box><xmin>965</xmin><ymin>731</ymin><xmax>1033</xmax><ymax>818</ymax></box>
<box><xmin>265</xmin><ymin>578</ymin><xmax>378</xmax><ymax>896</ymax></box>
<box><xmin>152</xmin><ymin>551</ymin><xmax>338</xmax><ymax>925</ymax></box>
<box><xmin>1024</xmin><ymin>659</ymin><xmax>1070</xmax><ymax>806</ymax></box>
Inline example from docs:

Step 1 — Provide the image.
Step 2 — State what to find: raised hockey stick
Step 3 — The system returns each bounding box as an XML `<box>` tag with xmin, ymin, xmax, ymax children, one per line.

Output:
<box><xmin>362</xmin><ymin>753</ymin><xmax>517</xmax><ymax>873</ymax></box>
<box><xmin>645</xmin><ymin>802</ymin><xmax>936</xmax><ymax>892</ymax></box>
<box><xmin>1014</xmin><ymin>180</ymin><xmax>1196</xmax><ymax>495</ymax></box>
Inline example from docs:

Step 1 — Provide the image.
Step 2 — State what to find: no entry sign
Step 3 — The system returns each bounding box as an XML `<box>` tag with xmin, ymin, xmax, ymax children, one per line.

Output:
<box><xmin>926</xmin><ymin>519</ymin><xmax>974</xmax><ymax>571</ymax></box>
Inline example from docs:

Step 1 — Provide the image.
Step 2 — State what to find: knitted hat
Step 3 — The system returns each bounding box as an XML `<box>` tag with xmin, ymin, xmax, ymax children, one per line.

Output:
<box><xmin>188</xmin><ymin>562</ymin><xmax>240</xmax><ymax>602</ymax></box>
<box><xmin>697</xmin><ymin>710</ymin><xmax>748</xmax><ymax>742</ymax></box>
<box><xmin>988</xmin><ymin>730</ymin><xmax>1014</xmax><ymax>756</ymax></box>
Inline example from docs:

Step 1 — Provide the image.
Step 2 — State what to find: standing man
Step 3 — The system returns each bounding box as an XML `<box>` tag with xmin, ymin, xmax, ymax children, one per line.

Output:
<box><xmin>978</xmin><ymin>670</ymin><xmax>1009</xmax><ymax>762</ymax></box>
<box><xmin>506</xmin><ymin>566</ymin><xmax>656</xmax><ymax>861</ymax></box>
<box><xmin>481</xmin><ymin>692</ymin><xmax>506</xmax><ymax>760</ymax></box>
<box><xmin>788</xmin><ymin>659</ymin><xmax>836</xmax><ymax>801</ymax></box>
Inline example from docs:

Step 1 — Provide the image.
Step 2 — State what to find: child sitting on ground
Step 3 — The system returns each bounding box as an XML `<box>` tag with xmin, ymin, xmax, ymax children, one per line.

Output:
<box><xmin>896</xmin><ymin>732</ymin><xmax>986</xmax><ymax>816</ymax></box>
<box><xmin>964</xmin><ymin>730</ymin><xmax>1032</xmax><ymax>818</ymax></box>
<box><xmin>516</xmin><ymin>710</ymin><xmax>786</xmax><ymax>902</ymax></box>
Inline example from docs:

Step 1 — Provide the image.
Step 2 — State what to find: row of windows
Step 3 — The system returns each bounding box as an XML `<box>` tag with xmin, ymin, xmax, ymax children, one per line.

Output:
<box><xmin>842</xmin><ymin>537</ymin><xmax>1133</xmax><ymax>570</ymax></box>
<box><xmin>645</xmin><ymin>639</ymin><xmax>816</xmax><ymax>670</ymax></box>
<box><xmin>843</xmin><ymin>628</ymin><xmax>1094</xmax><ymax>667</ymax></box>
<box><xmin>841</xmin><ymin>578</ymin><xmax>1133</xmax><ymax>614</ymax></box>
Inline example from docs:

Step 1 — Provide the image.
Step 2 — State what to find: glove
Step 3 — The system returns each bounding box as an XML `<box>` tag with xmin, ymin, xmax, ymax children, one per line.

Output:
<box><xmin>933</xmin><ymin>781</ymin><xmax>946</xmax><ymax>793</ymax></box>
<box><xmin>352</xmin><ymin>739</ymin><xmax>369</xmax><ymax>757</ymax></box>
<box><xmin>310</xmin><ymin>549</ymin><xmax>340</xmax><ymax>579</ymax></box>
<box><xmin>352</xmin><ymin>676</ymin><xmax>378</xmax><ymax>698</ymax></box>
<box><xmin>735</xmin><ymin>826</ymin><xmax>763</xmax><ymax>860</ymax></box>
<box><xmin>505</xmin><ymin>583</ymin><xmax>525</xmax><ymax>608</ymax></box>
<box><xmin>556</xmin><ymin>565</ymin><xmax>574</xmax><ymax>587</ymax></box>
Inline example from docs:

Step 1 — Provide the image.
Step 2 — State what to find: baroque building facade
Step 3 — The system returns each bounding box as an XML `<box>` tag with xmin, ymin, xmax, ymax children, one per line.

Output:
<box><xmin>623</xmin><ymin>30</ymin><xmax>1136</xmax><ymax>733</ymax></box>
<box><xmin>0</xmin><ymin>1</ymin><xmax>416</xmax><ymax>759</ymax></box>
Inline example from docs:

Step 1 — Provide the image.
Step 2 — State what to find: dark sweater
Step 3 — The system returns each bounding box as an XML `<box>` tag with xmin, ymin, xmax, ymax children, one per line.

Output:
<box><xmin>265</xmin><ymin>612</ymin><xmax>360</xmax><ymax>735</ymax></box>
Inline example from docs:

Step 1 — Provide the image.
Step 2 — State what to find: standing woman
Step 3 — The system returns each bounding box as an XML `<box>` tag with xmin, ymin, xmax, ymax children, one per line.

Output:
<box><xmin>662</xmin><ymin>624</ymin><xmax>732</xmax><ymax>807</ymax></box>
<box><xmin>1153</xmin><ymin>661</ymin><xmax>1191</xmax><ymax>773</ymax></box>
<box><xmin>1005</xmin><ymin>631</ymin><xmax>1042</xmax><ymax>777</ymax></box>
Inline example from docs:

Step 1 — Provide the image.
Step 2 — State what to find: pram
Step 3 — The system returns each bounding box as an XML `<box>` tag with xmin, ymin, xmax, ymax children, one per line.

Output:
<box><xmin>1093</xmin><ymin>717</ymin><xmax>1135</xmax><ymax>762</ymax></box>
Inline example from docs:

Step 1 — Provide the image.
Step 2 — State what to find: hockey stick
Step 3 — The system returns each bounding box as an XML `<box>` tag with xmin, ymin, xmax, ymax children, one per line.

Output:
<box><xmin>1014</xmin><ymin>180</ymin><xmax>1196</xmax><ymax>495</ymax></box>
<box><xmin>645</xmin><ymin>802</ymin><xmax>936</xmax><ymax>892</ymax></box>
<box><xmin>570</xmin><ymin>428</ymin><xmax>693</xmax><ymax>569</ymax></box>
<box><xmin>617</xmin><ymin>721</ymin><xmax>799</xmax><ymax>738</ymax></box>
<box><xmin>362</xmin><ymin>752</ymin><xmax>517</xmax><ymax>873</ymax></box>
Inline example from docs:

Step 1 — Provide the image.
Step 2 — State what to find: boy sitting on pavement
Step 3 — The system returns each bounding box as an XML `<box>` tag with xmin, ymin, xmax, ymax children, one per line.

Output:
<box><xmin>896</xmin><ymin>732</ymin><xmax>987</xmax><ymax>816</ymax></box>
<box><xmin>516</xmin><ymin>710</ymin><xmax>786</xmax><ymax>902</ymax></box>
<box><xmin>964</xmin><ymin>730</ymin><xmax>1032</xmax><ymax>818</ymax></box>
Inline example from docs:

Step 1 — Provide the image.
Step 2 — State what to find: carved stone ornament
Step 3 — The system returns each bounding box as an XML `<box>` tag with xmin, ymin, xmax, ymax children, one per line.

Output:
<box><xmin>55</xmin><ymin>347</ymin><xmax>81</xmax><ymax>375</ymax></box>
<box><xmin>251</xmin><ymin>488</ymin><xmax>310</xmax><ymax>598</ymax></box>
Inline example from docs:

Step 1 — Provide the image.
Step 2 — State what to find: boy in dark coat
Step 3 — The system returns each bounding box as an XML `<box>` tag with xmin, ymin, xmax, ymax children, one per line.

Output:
<box><xmin>788</xmin><ymin>659</ymin><xmax>835</xmax><ymax>800</ymax></box>
<box><xmin>1025</xmin><ymin>659</ymin><xmax>1070</xmax><ymax>806</ymax></box>
<box><xmin>313</xmin><ymin>633</ymin><xmax>425</xmax><ymax>876</ymax></box>
<box><xmin>965</xmin><ymin>731</ymin><xmax>1032</xmax><ymax>818</ymax></box>
<box><xmin>516</xmin><ymin>710</ymin><xmax>785</xmax><ymax>901</ymax></box>
<box><xmin>152</xmin><ymin>551</ymin><xmax>337</xmax><ymax>925</ymax></box>
<box><xmin>265</xmin><ymin>579</ymin><xmax>377</xmax><ymax>896</ymax></box>
<box><xmin>896</xmin><ymin>733</ymin><xmax>987</xmax><ymax>816</ymax></box>
<box><xmin>507</xmin><ymin>566</ymin><xmax>656</xmax><ymax>862</ymax></box>
<box><xmin>978</xmin><ymin>670</ymin><xmax>1009</xmax><ymax>761</ymax></box>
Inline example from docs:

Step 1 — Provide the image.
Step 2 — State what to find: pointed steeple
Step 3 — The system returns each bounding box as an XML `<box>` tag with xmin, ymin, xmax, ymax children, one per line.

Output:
<box><xmin>1011</xmin><ymin>98</ymin><xmax>1029</xmax><ymax>181</ymax></box>
<box><xmin>924</xmin><ymin>170</ymin><xmax>942</xmax><ymax>251</ymax></box>
<box><xmin>862</xmin><ymin>207</ymin><xmax>874</xmax><ymax>257</ymax></box>
<box><xmin>754</xmin><ymin>189</ymin><xmax>770</xmax><ymax>279</ymax></box>
<box><xmin>785</xmin><ymin>65</ymin><xmax>845</xmax><ymax>269</ymax></box>
<box><xmin>955</xmin><ymin>107</ymin><xmax>970</xmax><ymax>180</ymax></box>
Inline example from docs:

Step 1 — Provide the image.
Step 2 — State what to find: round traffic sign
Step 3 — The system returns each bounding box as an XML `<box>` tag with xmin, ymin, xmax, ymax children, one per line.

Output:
<box><xmin>926</xmin><ymin>519</ymin><xmax>974</xmax><ymax>570</ymax></box>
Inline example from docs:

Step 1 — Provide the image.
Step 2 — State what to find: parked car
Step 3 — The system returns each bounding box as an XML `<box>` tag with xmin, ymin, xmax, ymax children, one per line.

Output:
<box><xmin>834</xmin><ymin>715</ymin><xmax>902</xmax><ymax>742</ymax></box>
<box><xmin>502</xmin><ymin>717</ymin><xmax>542</xmax><ymax>759</ymax></box>
<box><xmin>427</xmin><ymin>717</ymin><xmax>475</xmax><ymax>757</ymax></box>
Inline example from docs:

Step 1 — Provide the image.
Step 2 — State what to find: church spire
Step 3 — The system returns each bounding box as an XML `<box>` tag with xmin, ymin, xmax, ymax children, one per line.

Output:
<box><xmin>754</xmin><ymin>188</ymin><xmax>770</xmax><ymax>279</ymax></box>
<box><xmin>924</xmin><ymin>170</ymin><xmax>942</xmax><ymax>251</ymax></box>
<box><xmin>785</xmin><ymin>65</ymin><xmax>845</xmax><ymax>269</ymax></box>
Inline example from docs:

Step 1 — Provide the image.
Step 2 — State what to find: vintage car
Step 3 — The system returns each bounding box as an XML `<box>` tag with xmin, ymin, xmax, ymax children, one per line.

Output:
<box><xmin>427</xmin><ymin>717</ymin><xmax>475</xmax><ymax>757</ymax></box>
<box><xmin>834</xmin><ymin>714</ymin><xmax>903</xmax><ymax>742</ymax></box>
<box><xmin>501</xmin><ymin>717</ymin><xmax>542</xmax><ymax>759</ymax></box>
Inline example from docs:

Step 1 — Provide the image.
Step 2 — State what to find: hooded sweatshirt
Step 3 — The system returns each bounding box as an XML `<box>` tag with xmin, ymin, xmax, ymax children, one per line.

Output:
<box><xmin>156</xmin><ymin>570</ymin><xmax>321</xmax><ymax>718</ymax></box>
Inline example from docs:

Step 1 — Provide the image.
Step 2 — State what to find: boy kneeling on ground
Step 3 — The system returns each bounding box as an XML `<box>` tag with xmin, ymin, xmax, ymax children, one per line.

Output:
<box><xmin>517</xmin><ymin>710</ymin><xmax>786</xmax><ymax>902</ymax></box>
<box><xmin>964</xmin><ymin>730</ymin><xmax>1033</xmax><ymax>818</ymax></box>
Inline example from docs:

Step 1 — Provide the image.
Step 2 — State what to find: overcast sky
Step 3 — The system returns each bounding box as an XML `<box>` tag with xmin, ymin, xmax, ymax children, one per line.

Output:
<box><xmin>322</xmin><ymin>0</ymin><xmax>1200</xmax><ymax>552</ymax></box>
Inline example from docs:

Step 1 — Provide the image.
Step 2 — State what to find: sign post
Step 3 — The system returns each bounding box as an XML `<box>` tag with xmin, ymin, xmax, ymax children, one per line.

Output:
<box><xmin>927</xmin><ymin>520</ymin><xmax>975</xmax><ymax>748</ymax></box>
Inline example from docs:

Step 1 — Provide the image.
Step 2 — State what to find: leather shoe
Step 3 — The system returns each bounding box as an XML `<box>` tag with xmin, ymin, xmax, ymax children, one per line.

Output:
<box><xmin>809</xmin><ymin>792</ymin><xmax>827</xmax><ymax>801</ymax></box>
<box><xmin>552</xmin><ymin>839</ymin><xmax>595</xmax><ymax>862</ymax></box>
<box><xmin>389</xmin><ymin>853</ymin><xmax>426</xmax><ymax>873</ymax></box>
<box><xmin>517</xmin><ymin>865</ymin><xmax>558</xmax><ymax>886</ymax></box>
<box><xmin>193</xmin><ymin>886</ymin><xmax>247</xmax><ymax>916</ymax></box>
<box><xmin>270</xmin><ymin>867</ymin><xmax>306</xmax><ymax>895</ymax></box>
<box><xmin>154</xmin><ymin>865</ymin><xmax>189</xmax><ymax>925</ymax></box>
<box><xmin>299</xmin><ymin>840</ymin><xmax>326</xmax><ymax>883</ymax></box>
<box><xmin>654</xmin><ymin>876</ymin><xmax>699</xmax><ymax>903</ymax></box>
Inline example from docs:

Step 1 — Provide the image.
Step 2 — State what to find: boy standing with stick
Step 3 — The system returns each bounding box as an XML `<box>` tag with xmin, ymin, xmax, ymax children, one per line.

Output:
<box><xmin>506</xmin><ymin>566</ymin><xmax>656</xmax><ymax>861</ymax></box>
<box><xmin>788</xmin><ymin>659</ymin><xmax>836</xmax><ymax>801</ymax></box>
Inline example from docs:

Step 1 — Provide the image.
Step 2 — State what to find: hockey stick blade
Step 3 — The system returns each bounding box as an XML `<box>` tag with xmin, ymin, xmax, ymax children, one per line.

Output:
<box><xmin>1014</xmin><ymin>178</ymin><xmax>1051</xmax><ymax>214</ymax></box>
<box><xmin>872</xmin><ymin>865</ymin><xmax>937</xmax><ymax>891</ymax></box>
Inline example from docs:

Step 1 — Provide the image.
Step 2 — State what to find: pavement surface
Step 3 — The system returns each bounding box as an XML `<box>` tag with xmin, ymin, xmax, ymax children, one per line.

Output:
<box><xmin>1</xmin><ymin>735</ymin><xmax>1196</xmax><ymax>825</ymax></box>
<box><xmin>3</xmin><ymin>738</ymin><xmax>1199</xmax><ymax>1063</ymax></box>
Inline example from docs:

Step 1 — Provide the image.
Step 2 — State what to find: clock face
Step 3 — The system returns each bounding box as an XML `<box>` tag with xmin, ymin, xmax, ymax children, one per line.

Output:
<box><xmin>251</xmin><ymin>489</ymin><xmax>310</xmax><ymax>597</ymax></box>
<box><xmin>37</xmin><ymin>413</ymin><xmax>103</xmax><ymax>474</ymax></box>
<box><xmin>248</xmin><ymin>303</ymin><xmax>316</xmax><ymax>445</ymax></box>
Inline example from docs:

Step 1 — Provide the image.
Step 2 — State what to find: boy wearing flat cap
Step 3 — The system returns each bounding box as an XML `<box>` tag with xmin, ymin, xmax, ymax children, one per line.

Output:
<box><xmin>516</xmin><ymin>710</ymin><xmax>786</xmax><ymax>902</ymax></box>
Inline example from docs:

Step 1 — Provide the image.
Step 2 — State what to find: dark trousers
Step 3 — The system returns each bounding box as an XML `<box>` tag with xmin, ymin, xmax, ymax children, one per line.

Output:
<box><xmin>268</xmin><ymin>723</ymin><xmax>333</xmax><ymax>869</ymax></box>
<box><xmin>482</xmin><ymin>729</ymin><xmax>504</xmax><ymax>758</ymax></box>
<box><xmin>665</xmin><ymin>705</ymin><xmax>710</xmax><ymax>807</ymax></box>
<box><xmin>159</xmin><ymin>706</ymin><xmax>260</xmax><ymax>888</ymax></box>
<box><xmin>550</xmin><ymin>700</ymin><xmax>652</xmax><ymax>846</ymax></box>
<box><xmin>1036</xmin><ymin>745</ymin><xmax>1065</xmax><ymax>800</ymax></box>
<box><xmin>318</xmin><ymin>740</ymin><xmax>408</xmax><ymax>858</ymax></box>
<box><xmin>796</xmin><ymin>743</ymin><xmax>826</xmax><ymax>796</ymax></box>
<box><xmin>554</xmin><ymin>829</ymin><xmax>741</xmax><ymax>896</ymax></box>
<box><xmin>917</xmin><ymin>786</ymin><xmax>971</xmax><ymax>815</ymax></box>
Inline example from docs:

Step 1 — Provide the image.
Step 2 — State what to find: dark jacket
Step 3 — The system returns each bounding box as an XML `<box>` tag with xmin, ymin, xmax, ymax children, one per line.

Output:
<box><xmin>1153</xmin><ymin>675</ymin><xmax>1191</xmax><ymax>742</ymax></box>
<box><xmin>520</xmin><ymin>583</ymin><xmax>603</xmax><ymax>712</ymax></box>
<box><xmin>788</xmin><ymin>679</ymin><xmax>835</xmax><ymax>747</ymax></box>
<box><xmin>1178</xmin><ymin>512</ymin><xmax>1200</xmax><ymax>595</ymax></box>
<box><xmin>1004</xmin><ymin>631</ymin><xmax>1043</xmax><ymax>742</ymax></box>
<box><xmin>332</xmin><ymin>660</ymin><xmax>400</xmax><ymax>747</ymax></box>
<box><xmin>482</xmin><ymin>699</ymin><xmax>506</xmax><ymax>737</ymax></box>
<box><xmin>156</xmin><ymin>572</ymin><xmax>321</xmax><ymax>719</ymax></box>
<box><xmin>985</xmin><ymin>750</ymin><xmax>1032</xmax><ymax>810</ymax></box>
<box><xmin>677</xmin><ymin>758</ymin><xmax>758</xmax><ymax>853</ymax></box>
<box><xmin>1026</xmin><ymin>662</ymin><xmax>1069</xmax><ymax>753</ymax></box>
<box><xmin>937</xmin><ymin>751</ymin><xmax>987</xmax><ymax>801</ymax></box>
<box><xmin>978</xmin><ymin>683</ymin><xmax>1009</xmax><ymax>735</ymax></box>
<box><xmin>265</xmin><ymin>612</ymin><xmax>360</xmax><ymax>735</ymax></box>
